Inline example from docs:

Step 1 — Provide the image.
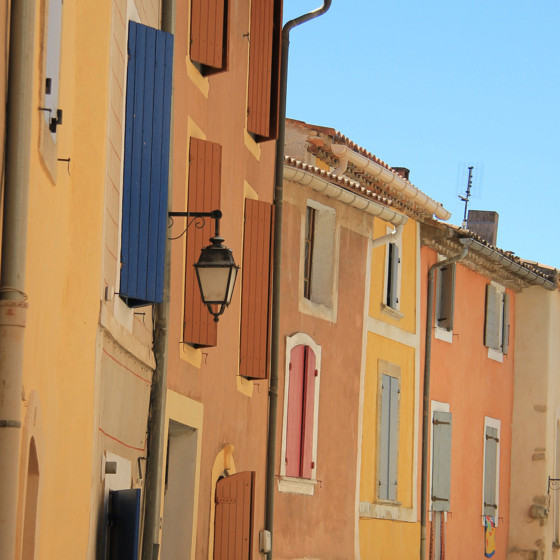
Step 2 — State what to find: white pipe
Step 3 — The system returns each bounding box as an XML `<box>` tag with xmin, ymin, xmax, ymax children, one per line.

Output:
<box><xmin>283</xmin><ymin>164</ymin><xmax>408</xmax><ymax>226</ymax></box>
<box><xmin>330</xmin><ymin>143</ymin><xmax>451</xmax><ymax>221</ymax></box>
<box><xmin>371</xmin><ymin>223</ymin><xmax>404</xmax><ymax>249</ymax></box>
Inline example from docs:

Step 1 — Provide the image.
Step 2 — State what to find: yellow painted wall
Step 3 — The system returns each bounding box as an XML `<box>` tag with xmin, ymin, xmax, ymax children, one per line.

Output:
<box><xmin>360</xmin><ymin>518</ymin><xmax>420</xmax><ymax>559</ymax></box>
<box><xmin>17</xmin><ymin>0</ymin><xmax>112</xmax><ymax>557</ymax></box>
<box><xmin>369</xmin><ymin>217</ymin><xmax>417</xmax><ymax>334</ymax></box>
<box><xmin>360</xmin><ymin>334</ymin><xmax>416</xmax><ymax>508</ymax></box>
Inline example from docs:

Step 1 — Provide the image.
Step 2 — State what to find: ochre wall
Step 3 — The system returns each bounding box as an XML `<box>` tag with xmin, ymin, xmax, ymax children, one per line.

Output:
<box><xmin>421</xmin><ymin>246</ymin><xmax>514</xmax><ymax>560</ymax></box>
<box><xmin>18</xmin><ymin>1</ymin><xmax>112</xmax><ymax>557</ymax></box>
<box><xmin>360</xmin><ymin>518</ymin><xmax>421</xmax><ymax>559</ymax></box>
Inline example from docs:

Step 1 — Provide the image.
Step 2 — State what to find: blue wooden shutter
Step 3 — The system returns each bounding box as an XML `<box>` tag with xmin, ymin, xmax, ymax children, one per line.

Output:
<box><xmin>378</xmin><ymin>374</ymin><xmax>391</xmax><ymax>499</ymax></box>
<box><xmin>432</xmin><ymin>411</ymin><xmax>452</xmax><ymax>512</ymax></box>
<box><xmin>387</xmin><ymin>376</ymin><xmax>400</xmax><ymax>501</ymax></box>
<box><xmin>120</xmin><ymin>21</ymin><xmax>174</xmax><ymax>307</ymax></box>
<box><xmin>484</xmin><ymin>285</ymin><xmax>501</xmax><ymax>349</ymax></box>
<box><xmin>387</xmin><ymin>243</ymin><xmax>399</xmax><ymax>308</ymax></box>
<box><xmin>502</xmin><ymin>293</ymin><xmax>510</xmax><ymax>354</ymax></box>
<box><xmin>484</xmin><ymin>426</ymin><xmax>499</xmax><ymax>517</ymax></box>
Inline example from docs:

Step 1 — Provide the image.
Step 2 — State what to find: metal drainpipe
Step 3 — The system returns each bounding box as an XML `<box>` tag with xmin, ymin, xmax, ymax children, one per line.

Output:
<box><xmin>265</xmin><ymin>2</ymin><xmax>332</xmax><ymax>558</ymax></box>
<box><xmin>419</xmin><ymin>240</ymin><xmax>470</xmax><ymax>560</ymax></box>
<box><xmin>0</xmin><ymin>1</ymin><xmax>35</xmax><ymax>558</ymax></box>
<box><xmin>140</xmin><ymin>2</ymin><xmax>175</xmax><ymax>560</ymax></box>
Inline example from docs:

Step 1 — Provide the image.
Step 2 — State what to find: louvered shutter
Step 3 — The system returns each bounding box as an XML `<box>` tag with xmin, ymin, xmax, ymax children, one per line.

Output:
<box><xmin>246</xmin><ymin>0</ymin><xmax>282</xmax><ymax>140</ymax></box>
<box><xmin>214</xmin><ymin>471</ymin><xmax>255</xmax><ymax>559</ymax></box>
<box><xmin>484</xmin><ymin>284</ymin><xmax>501</xmax><ymax>350</ymax></box>
<box><xmin>190</xmin><ymin>0</ymin><xmax>228</xmax><ymax>73</ymax></box>
<box><xmin>502</xmin><ymin>293</ymin><xmax>510</xmax><ymax>355</ymax></box>
<box><xmin>387</xmin><ymin>243</ymin><xmax>399</xmax><ymax>308</ymax></box>
<box><xmin>286</xmin><ymin>345</ymin><xmax>305</xmax><ymax>478</ymax></box>
<box><xmin>379</xmin><ymin>375</ymin><xmax>391</xmax><ymax>499</ymax></box>
<box><xmin>484</xmin><ymin>426</ymin><xmax>499</xmax><ymax>517</ymax></box>
<box><xmin>387</xmin><ymin>376</ymin><xmax>400</xmax><ymax>501</ymax></box>
<box><xmin>437</xmin><ymin>264</ymin><xmax>455</xmax><ymax>330</ymax></box>
<box><xmin>183</xmin><ymin>138</ymin><xmax>221</xmax><ymax>347</ymax></box>
<box><xmin>120</xmin><ymin>22</ymin><xmax>173</xmax><ymax>307</ymax></box>
<box><xmin>239</xmin><ymin>199</ymin><xmax>273</xmax><ymax>379</ymax></box>
<box><xmin>301</xmin><ymin>347</ymin><xmax>316</xmax><ymax>479</ymax></box>
<box><xmin>432</xmin><ymin>411</ymin><xmax>452</xmax><ymax>512</ymax></box>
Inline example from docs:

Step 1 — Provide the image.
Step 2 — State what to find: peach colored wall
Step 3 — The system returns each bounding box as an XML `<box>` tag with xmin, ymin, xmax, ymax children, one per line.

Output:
<box><xmin>165</xmin><ymin>1</ymin><xmax>278</xmax><ymax>557</ymax></box>
<box><xmin>421</xmin><ymin>246</ymin><xmax>514</xmax><ymax>560</ymax></box>
<box><xmin>272</xmin><ymin>180</ymin><xmax>369</xmax><ymax>560</ymax></box>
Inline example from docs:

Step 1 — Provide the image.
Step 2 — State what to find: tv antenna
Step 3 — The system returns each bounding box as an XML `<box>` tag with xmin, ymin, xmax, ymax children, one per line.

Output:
<box><xmin>458</xmin><ymin>166</ymin><xmax>474</xmax><ymax>228</ymax></box>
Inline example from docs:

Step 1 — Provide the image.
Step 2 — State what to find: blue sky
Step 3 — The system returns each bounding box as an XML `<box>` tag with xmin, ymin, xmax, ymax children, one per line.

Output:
<box><xmin>283</xmin><ymin>1</ymin><xmax>559</xmax><ymax>266</ymax></box>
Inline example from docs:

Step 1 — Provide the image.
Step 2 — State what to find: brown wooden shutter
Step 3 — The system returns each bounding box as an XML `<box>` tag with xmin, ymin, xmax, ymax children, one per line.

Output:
<box><xmin>214</xmin><ymin>471</ymin><xmax>255</xmax><ymax>560</ymax></box>
<box><xmin>183</xmin><ymin>138</ymin><xmax>221</xmax><ymax>347</ymax></box>
<box><xmin>190</xmin><ymin>0</ymin><xmax>228</xmax><ymax>73</ymax></box>
<box><xmin>246</xmin><ymin>0</ymin><xmax>282</xmax><ymax>141</ymax></box>
<box><xmin>239</xmin><ymin>199</ymin><xmax>273</xmax><ymax>379</ymax></box>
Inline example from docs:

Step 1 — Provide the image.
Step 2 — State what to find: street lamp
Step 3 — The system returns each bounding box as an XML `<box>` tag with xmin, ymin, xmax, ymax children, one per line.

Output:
<box><xmin>169</xmin><ymin>209</ymin><xmax>239</xmax><ymax>322</ymax></box>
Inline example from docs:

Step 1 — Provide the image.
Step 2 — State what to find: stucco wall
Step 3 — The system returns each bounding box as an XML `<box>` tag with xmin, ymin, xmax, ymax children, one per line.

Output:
<box><xmin>509</xmin><ymin>286</ymin><xmax>560</xmax><ymax>560</ymax></box>
<box><xmin>421</xmin><ymin>246</ymin><xmax>514</xmax><ymax>560</ymax></box>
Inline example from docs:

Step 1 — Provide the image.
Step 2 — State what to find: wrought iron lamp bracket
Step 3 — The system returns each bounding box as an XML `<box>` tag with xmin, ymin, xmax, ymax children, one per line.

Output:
<box><xmin>168</xmin><ymin>209</ymin><xmax>222</xmax><ymax>240</ymax></box>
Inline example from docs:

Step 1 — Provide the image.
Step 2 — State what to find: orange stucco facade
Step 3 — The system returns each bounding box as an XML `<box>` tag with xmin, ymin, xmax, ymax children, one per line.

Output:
<box><xmin>421</xmin><ymin>245</ymin><xmax>514</xmax><ymax>559</ymax></box>
<box><xmin>163</xmin><ymin>0</ymin><xmax>279</xmax><ymax>557</ymax></box>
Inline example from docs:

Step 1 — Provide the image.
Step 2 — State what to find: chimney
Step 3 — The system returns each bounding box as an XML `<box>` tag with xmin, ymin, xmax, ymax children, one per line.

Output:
<box><xmin>393</xmin><ymin>167</ymin><xmax>410</xmax><ymax>180</ymax></box>
<box><xmin>466</xmin><ymin>210</ymin><xmax>499</xmax><ymax>246</ymax></box>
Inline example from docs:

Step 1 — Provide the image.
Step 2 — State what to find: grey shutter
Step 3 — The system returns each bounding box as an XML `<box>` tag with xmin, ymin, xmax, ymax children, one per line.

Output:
<box><xmin>387</xmin><ymin>376</ymin><xmax>400</xmax><ymax>501</ymax></box>
<box><xmin>431</xmin><ymin>411</ymin><xmax>452</xmax><ymax>512</ymax></box>
<box><xmin>484</xmin><ymin>426</ymin><xmax>499</xmax><ymax>516</ymax></box>
<box><xmin>484</xmin><ymin>285</ymin><xmax>501</xmax><ymax>350</ymax></box>
<box><xmin>437</xmin><ymin>264</ymin><xmax>455</xmax><ymax>331</ymax></box>
<box><xmin>388</xmin><ymin>243</ymin><xmax>399</xmax><ymax>308</ymax></box>
<box><xmin>378</xmin><ymin>375</ymin><xmax>390</xmax><ymax>499</ymax></box>
<box><xmin>502</xmin><ymin>293</ymin><xmax>510</xmax><ymax>355</ymax></box>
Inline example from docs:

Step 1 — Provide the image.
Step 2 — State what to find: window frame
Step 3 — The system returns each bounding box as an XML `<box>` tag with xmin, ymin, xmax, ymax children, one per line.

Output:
<box><xmin>482</xmin><ymin>416</ymin><xmax>501</xmax><ymax>526</ymax></box>
<box><xmin>376</xmin><ymin>360</ymin><xmax>401</xmax><ymax>504</ymax></box>
<box><xmin>485</xmin><ymin>282</ymin><xmax>510</xmax><ymax>362</ymax></box>
<box><xmin>279</xmin><ymin>333</ymin><xmax>321</xmax><ymax>495</ymax></box>
<box><xmin>382</xmin><ymin>228</ymin><xmax>403</xmax><ymax>318</ymax></box>
<box><xmin>434</xmin><ymin>260</ymin><xmax>456</xmax><ymax>343</ymax></box>
<box><xmin>39</xmin><ymin>0</ymin><xmax>64</xmax><ymax>182</ymax></box>
<box><xmin>300</xmin><ymin>199</ymin><xmax>338</xmax><ymax>322</ymax></box>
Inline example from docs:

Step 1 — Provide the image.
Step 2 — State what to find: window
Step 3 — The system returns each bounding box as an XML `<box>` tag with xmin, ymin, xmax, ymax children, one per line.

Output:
<box><xmin>40</xmin><ymin>0</ymin><xmax>64</xmax><ymax>179</ymax></box>
<box><xmin>378</xmin><ymin>369</ymin><xmax>400</xmax><ymax>501</ymax></box>
<box><xmin>385</xmin><ymin>242</ymin><xmax>400</xmax><ymax>310</ymax></box>
<box><xmin>246</xmin><ymin>0</ymin><xmax>282</xmax><ymax>141</ymax></box>
<box><xmin>183</xmin><ymin>138</ymin><xmax>222</xmax><ymax>347</ymax></box>
<box><xmin>119</xmin><ymin>21</ymin><xmax>174</xmax><ymax>307</ymax></box>
<box><xmin>239</xmin><ymin>198</ymin><xmax>273</xmax><ymax>379</ymax></box>
<box><xmin>431</xmin><ymin>410</ymin><xmax>452</xmax><ymax>512</ymax></box>
<box><xmin>435</xmin><ymin>263</ymin><xmax>455</xmax><ymax>332</ymax></box>
<box><xmin>484</xmin><ymin>283</ymin><xmax>510</xmax><ymax>358</ymax></box>
<box><xmin>190</xmin><ymin>0</ymin><xmax>229</xmax><ymax>75</ymax></box>
<box><xmin>280</xmin><ymin>334</ymin><xmax>321</xmax><ymax>494</ymax></box>
<box><xmin>483</xmin><ymin>418</ymin><xmax>500</xmax><ymax>525</ymax></box>
<box><xmin>302</xmin><ymin>201</ymin><xmax>336</xmax><ymax>308</ymax></box>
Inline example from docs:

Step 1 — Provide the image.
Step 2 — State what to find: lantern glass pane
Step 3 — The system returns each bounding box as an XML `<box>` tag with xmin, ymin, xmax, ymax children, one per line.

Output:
<box><xmin>225</xmin><ymin>267</ymin><xmax>238</xmax><ymax>305</ymax></box>
<box><xmin>197</xmin><ymin>267</ymin><xmax>230</xmax><ymax>303</ymax></box>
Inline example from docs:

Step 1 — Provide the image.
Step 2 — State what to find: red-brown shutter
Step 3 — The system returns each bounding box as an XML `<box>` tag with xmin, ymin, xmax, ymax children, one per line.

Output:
<box><xmin>190</xmin><ymin>0</ymin><xmax>228</xmax><ymax>73</ymax></box>
<box><xmin>239</xmin><ymin>199</ymin><xmax>273</xmax><ymax>379</ymax></box>
<box><xmin>214</xmin><ymin>471</ymin><xmax>255</xmax><ymax>560</ymax></box>
<box><xmin>301</xmin><ymin>347</ymin><xmax>316</xmax><ymax>479</ymax></box>
<box><xmin>183</xmin><ymin>138</ymin><xmax>221</xmax><ymax>347</ymax></box>
<box><xmin>286</xmin><ymin>345</ymin><xmax>305</xmax><ymax>478</ymax></box>
<box><xmin>246</xmin><ymin>0</ymin><xmax>282</xmax><ymax>141</ymax></box>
